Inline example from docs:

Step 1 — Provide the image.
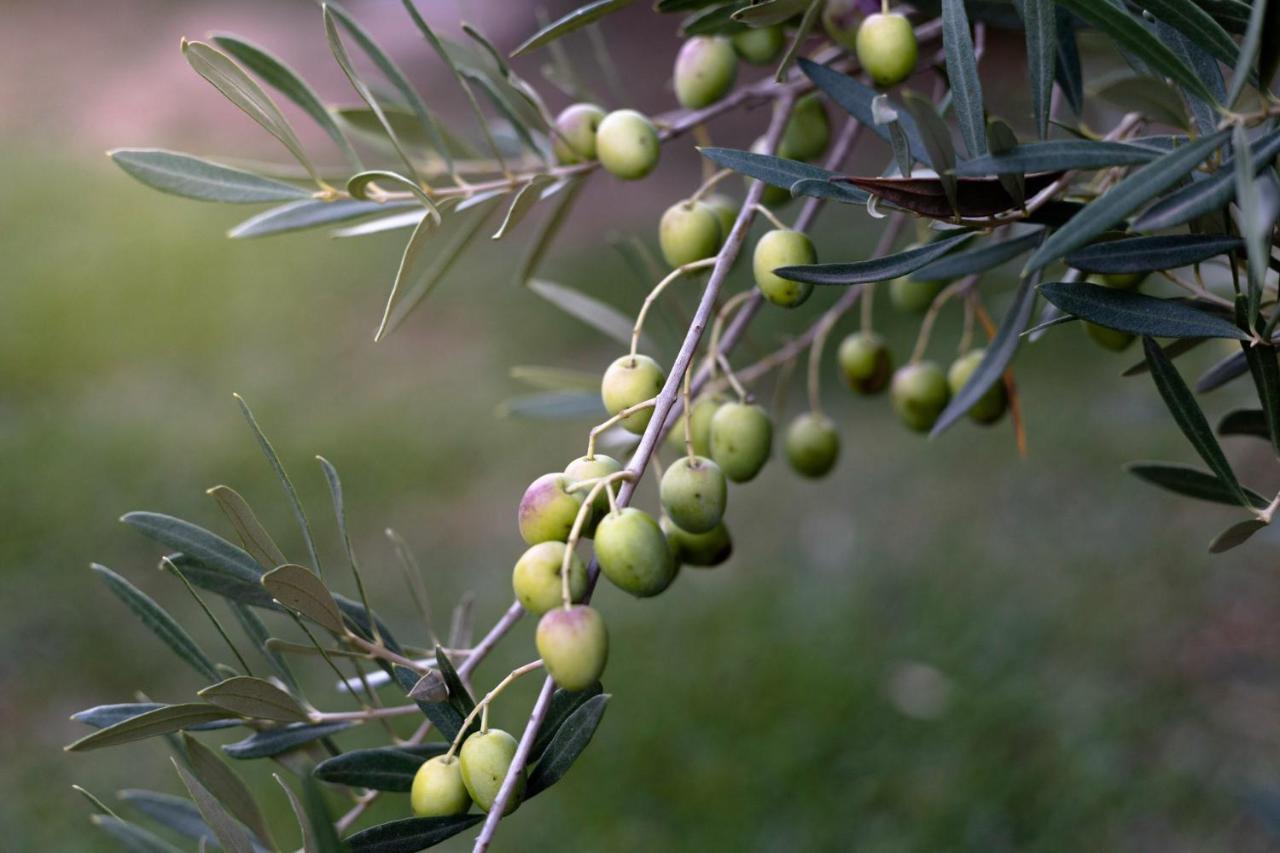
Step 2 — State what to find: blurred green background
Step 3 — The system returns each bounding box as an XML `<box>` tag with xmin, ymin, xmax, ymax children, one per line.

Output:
<box><xmin>5</xmin><ymin>1</ymin><xmax>1280</xmax><ymax>851</ymax></box>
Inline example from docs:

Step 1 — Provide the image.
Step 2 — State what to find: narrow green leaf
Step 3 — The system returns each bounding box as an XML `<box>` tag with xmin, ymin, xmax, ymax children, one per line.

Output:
<box><xmin>1055</xmin><ymin>7</ymin><xmax>1084</xmax><ymax>115</ymax></box>
<box><xmin>730</xmin><ymin>0</ymin><xmax>807</xmax><ymax>25</ymax></box>
<box><xmin>1227</xmin><ymin>0</ymin><xmax>1270</xmax><ymax>106</ymax></box>
<box><xmin>109</xmin><ymin>149</ymin><xmax>310</xmax><ymax>204</ymax></box>
<box><xmin>300</xmin><ymin>776</ymin><xmax>344</xmax><ymax>853</ymax></box>
<box><xmin>228</xmin><ymin>603</ymin><xmax>301</xmax><ymax>697</ymax></box>
<box><xmin>514</xmin><ymin>177</ymin><xmax>585</xmax><ymax>286</ymax></box>
<box><xmin>901</xmin><ymin>94</ymin><xmax>958</xmax><ymax>214</ymax></box>
<box><xmin>123</xmin><ymin>510</ymin><xmax>265</xmax><ymax>580</ymax></box>
<box><xmin>1094</xmin><ymin>72</ymin><xmax>1193</xmax><ymax>132</ymax></box>
<box><xmin>511</xmin><ymin>366</ymin><xmax>600</xmax><ymax>392</ymax></box>
<box><xmin>392</xmin><ymin>665</ymin><xmax>465</xmax><ymax>741</ymax></box>
<box><xmin>229</xmin><ymin>199</ymin><xmax>405</xmax><ymax>240</ymax></box>
<box><xmin>1190</xmin><ymin>0</ymin><xmax>1254</xmax><ymax>33</ymax></box>
<box><xmin>496</xmin><ymin>391</ymin><xmax>607</xmax><ymax>420</ymax></box>
<box><xmin>1209</xmin><ymin>518</ymin><xmax>1269</xmax><ymax>552</ymax></box>
<box><xmin>1241</xmin><ymin>342</ymin><xmax>1280</xmax><ymax>454</ymax></box>
<box><xmin>90</xmin><ymin>815</ymin><xmax>182</xmax><ymax>853</ymax></box>
<box><xmin>932</xmin><ymin>273</ymin><xmax>1039</xmax><ymax>437</ymax></box>
<box><xmin>72</xmin><ymin>703</ymin><xmax>239</xmax><ymax>732</ymax></box>
<box><xmin>985</xmin><ymin>118</ymin><xmax>1024</xmax><ymax>207</ymax></box>
<box><xmin>221</xmin><ymin>721</ymin><xmax>353</xmax><ymax>760</ymax></box>
<box><xmin>1220</xmin><ymin>408</ymin><xmax>1271</xmax><ymax>438</ymax></box>
<box><xmin>163</xmin><ymin>553</ymin><xmax>276</xmax><ymax>610</ymax></box>
<box><xmin>699</xmin><ymin>146</ymin><xmax>839</xmax><ymax>189</ymax></box>
<box><xmin>1261</xmin><ymin>0</ymin><xmax>1280</xmax><ymax>94</ymax></box>
<box><xmin>772</xmin><ymin>0</ymin><xmax>822</xmax><ymax>82</ymax></box>
<box><xmin>66</xmin><ymin>704</ymin><xmax>239</xmax><ymax>752</ymax></box>
<box><xmin>207</xmin><ymin>485</ymin><xmax>286</xmax><ymax>569</ymax></box>
<box><xmin>211</xmin><ymin>33</ymin><xmax>362</xmax><ymax>172</ymax></box>
<box><xmin>913</xmin><ymin>230</ymin><xmax>1043</xmax><ymax>281</ymax></box>
<box><xmin>434</xmin><ymin>646</ymin><xmax>477</xmax><ymax>722</ymax></box>
<box><xmin>1065</xmin><ymin>234</ymin><xmax>1242</xmax><ymax>273</ymax></box>
<box><xmin>942</xmin><ymin>0</ymin><xmax>986</xmax><ymax>157</ymax></box>
<box><xmin>1137</xmin><ymin>0</ymin><xmax>1239</xmax><ymax>69</ymax></box>
<box><xmin>1234</xmin><ymin>125</ymin><xmax>1279</xmax><ymax>325</ymax></box>
<box><xmin>798</xmin><ymin>58</ymin><xmax>931</xmax><ymax>166</ymax></box>
<box><xmin>528</xmin><ymin>278</ymin><xmax>641</xmax><ymax>345</ymax></box>
<box><xmin>1142</xmin><ymin>335</ymin><xmax>1250</xmax><ymax>506</ymax></box>
<box><xmin>789</xmin><ymin>177</ymin><xmax>871</xmax><ymax>204</ymax></box>
<box><xmin>1127</xmin><ymin>461</ymin><xmax>1268</xmax><ymax>507</ymax></box>
<box><xmin>775</xmin><ymin>232</ymin><xmax>974</xmax><ymax>285</ymax></box>
<box><xmin>1025</xmin><ymin>130</ymin><xmax>1231</xmax><ymax>272</ymax></box>
<box><xmin>873</xmin><ymin>95</ymin><xmax>914</xmax><ymax>179</ymax></box>
<box><xmin>512</xmin><ymin>0</ymin><xmax>634</xmax><ymax>56</ymax></box>
<box><xmin>530</xmin><ymin>683</ymin><xmax>604</xmax><ymax>763</ymax></box>
<box><xmin>91</xmin><ymin>564</ymin><xmax>219</xmax><ymax>682</ymax></box>
<box><xmin>1135</xmin><ymin>129</ymin><xmax>1280</xmax><ymax>232</ymax></box>
<box><xmin>345</xmin><ymin>815</ymin><xmax>483</xmax><ymax>852</ymax></box>
<box><xmin>261</xmin><ymin>564</ymin><xmax>345</xmax><ymax>634</ymax></box>
<box><xmin>316</xmin><ymin>455</ymin><xmax>380</xmax><ymax>648</ymax></box>
<box><xmin>273</xmin><ymin>775</ymin><xmax>320</xmax><ymax>853</ymax></box>
<box><xmin>493</xmin><ymin>177</ymin><xmax>556</xmax><ymax>240</ymax></box>
<box><xmin>199</xmin><ymin>676</ymin><xmax>311</xmax><ymax>722</ymax></box>
<box><xmin>1017</xmin><ymin>0</ymin><xmax>1055</xmax><ymax>139</ymax></box>
<box><xmin>73</xmin><ymin>785</ymin><xmax>120</xmax><ymax>819</ymax></box>
<box><xmin>182</xmin><ymin>41</ymin><xmax>320</xmax><ymax>186</ymax></box>
<box><xmin>527</xmin><ymin>693</ymin><xmax>611</xmax><ymax>796</ymax></box>
<box><xmin>172</xmin><ymin>759</ymin><xmax>256</xmax><ymax>853</ymax></box>
<box><xmin>955</xmin><ymin>139</ymin><xmax>1161</xmax><ymax>176</ymax></box>
<box><xmin>1053</xmin><ymin>0</ymin><xmax>1218</xmax><ymax>105</ymax></box>
<box><xmin>1039</xmin><ymin>282</ymin><xmax>1247</xmax><ymax>339</ymax></box>
<box><xmin>117</xmin><ymin>790</ymin><xmax>216</xmax><ymax>847</ymax></box>
<box><xmin>1156</xmin><ymin>22</ymin><xmax>1224</xmax><ymax>136</ymax></box>
<box><xmin>1197</xmin><ymin>349</ymin><xmax>1251</xmax><ymax>393</ymax></box>
<box><xmin>181</xmin><ymin>734</ymin><xmax>274</xmax><ymax>847</ymax></box>
<box><xmin>314</xmin><ymin>745</ymin><xmax>446</xmax><ymax>792</ymax></box>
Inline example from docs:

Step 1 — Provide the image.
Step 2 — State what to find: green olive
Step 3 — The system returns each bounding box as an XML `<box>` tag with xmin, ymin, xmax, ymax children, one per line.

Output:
<box><xmin>666</xmin><ymin>394</ymin><xmax>726</xmax><ymax>456</ymax></box>
<box><xmin>674</xmin><ymin>36</ymin><xmax>738</xmax><ymax>109</ymax></box>
<box><xmin>753</xmin><ymin>229</ymin><xmax>817</xmax><ymax>308</ymax></box>
<box><xmin>661</xmin><ymin>516</ymin><xmax>733</xmax><ymax>568</ymax></box>
<box><xmin>837</xmin><ymin>331</ymin><xmax>893</xmax><ymax>394</ymax></box>
<box><xmin>710</xmin><ymin>401</ymin><xmax>773</xmax><ymax>483</ymax></box>
<box><xmin>889</xmin><ymin>275</ymin><xmax>945</xmax><ymax>314</ymax></box>
<box><xmin>890</xmin><ymin>362</ymin><xmax>951</xmax><ymax>432</ymax></box>
<box><xmin>659</xmin><ymin>200</ymin><xmax>723</xmax><ymax>267</ymax></box>
<box><xmin>536</xmin><ymin>605</ymin><xmax>608</xmax><ymax>692</ymax></box>
<box><xmin>779</xmin><ymin>94</ymin><xmax>830</xmax><ymax>162</ymax></box>
<box><xmin>563</xmin><ymin>454</ymin><xmax>623</xmax><ymax>537</ymax></box>
<box><xmin>517</xmin><ymin>473</ymin><xmax>583</xmax><ymax>545</ymax></box>
<box><xmin>511</xmin><ymin>541</ymin><xmax>588</xmax><ymax>616</ymax></box>
<box><xmin>947</xmin><ymin>349</ymin><xmax>1007</xmax><ymax>425</ymax></box>
<box><xmin>595</xmin><ymin>507</ymin><xmax>677</xmax><ymax>597</ymax></box>
<box><xmin>784</xmin><ymin>412</ymin><xmax>840</xmax><ymax>478</ymax></box>
<box><xmin>731</xmin><ymin>26</ymin><xmax>785</xmax><ymax>64</ymax></box>
<box><xmin>601</xmin><ymin>354</ymin><xmax>666</xmax><ymax>434</ymax></box>
<box><xmin>659</xmin><ymin>455</ymin><xmax>728</xmax><ymax>534</ymax></box>
<box><xmin>459</xmin><ymin>729</ymin><xmax>525</xmax><ymax>814</ymax></box>
<box><xmin>855</xmin><ymin>13</ymin><xmax>918</xmax><ymax>88</ymax></box>
<box><xmin>1100</xmin><ymin>272</ymin><xmax>1146</xmax><ymax>289</ymax></box>
<box><xmin>596</xmin><ymin>109</ymin><xmax>660</xmax><ymax>180</ymax></box>
<box><xmin>1084</xmin><ymin>321</ymin><xmax>1135</xmax><ymax>351</ymax></box>
<box><xmin>410</xmin><ymin>755</ymin><xmax>471</xmax><ymax>817</ymax></box>
<box><xmin>550</xmin><ymin>103</ymin><xmax>605</xmax><ymax>165</ymax></box>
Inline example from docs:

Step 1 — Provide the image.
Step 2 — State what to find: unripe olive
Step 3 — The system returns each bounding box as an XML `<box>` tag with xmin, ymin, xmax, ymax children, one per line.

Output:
<box><xmin>536</xmin><ymin>605</ymin><xmax>608</xmax><ymax>692</ymax></box>
<box><xmin>779</xmin><ymin>94</ymin><xmax>830</xmax><ymax>162</ymax></box>
<box><xmin>889</xmin><ymin>275</ymin><xmax>945</xmax><ymax>314</ymax></box>
<box><xmin>601</xmin><ymin>354</ymin><xmax>666</xmax><ymax>434</ymax></box>
<box><xmin>595</xmin><ymin>507</ymin><xmax>677</xmax><ymax>597</ymax></box>
<box><xmin>947</xmin><ymin>349</ymin><xmax>1007</xmax><ymax>425</ymax></box>
<box><xmin>411</xmin><ymin>755</ymin><xmax>471</xmax><ymax>817</ymax></box>
<box><xmin>674</xmin><ymin>36</ymin><xmax>738</xmax><ymax>109</ymax></box>
<box><xmin>1093</xmin><ymin>271</ymin><xmax>1146</xmax><ymax>291</ymax></box>
<box><xmin>666</xmin><ymin>393</ymin><xmax>725</xmax><ymax>456</ymax></box>
<box><xmin>710</xmin><ymin>401</ymin><xmax>773</xmax><ymax>483</ymax></box>
<box><xmin>784</xmin><ymin>412</ymin><xmax>840</xmax><ymax>478</ymax></box>
<box><xmin>659</xmin><ymin>201</ymin><xmax>723</xmax><ymax>267</ymax></box>
<box><xmin>596</xmin><ymin>109</ymin><xmax>660</xmax><ymax>180</ymax></box>
<box><xmin>855</xmin><ymin>13</ymin><xmax>918</xmax><ymax>88</ymax></box>
<box><xmin>731</xmin><ymin>25</ymin><xmax>784</xmax><ymax>64</ymax></box>
<box><xmin>517</xmin><ymin>473</ymin><xmax>583</xmax><ymax>545</ymax></box>
<box><xmin>659</xmin><ymin>455</ymin><xmax>728</xmax><ymax>534</ymax></box>
<box><xmin>837</xmin><ymin>331</ymin><xmax>893</xmax><ymax>394</ymax></box>
<box><xmin>753</xmin><ymin>229</ymin><xmax>817</xmax><ymax>308</ymax></box>
<box><xmin>890</xmin><ymin>362</ymin><xmax>951</xmax><ymax>432</ymax></box>
<box><xmin>1084</xmin><ymin>321</ymin><xmax>1135</xmax><ymax>352</ymax></box>
<box><xmin>550</xmin><ymin>102</ymin><xmax>605</xmax><ymax>165</ymax></box>
<box><xmin>662</xmin><ymin>516</ymin><xmax>733</xmax><ymax>568</ymax></box>
<box><xmin>703</xmin><ymin>194</ymin><xmax>739</xmax><ymax>243</ymax></box>
<box><xmin>459</xmin><ymin>729</ymin><xmax>525</xmax><ymax>814</ymax></box>
<box><xmin>821</xmin><ymin>0</ymin><xmax>861</xmax><ymax>50</ymax></box>
<box><xmin>563</xmin><ymin>453</ymin><xmax>623</xmax><ymax>537</ymax></box>
<box><xmin>512</xmin><ymin>541</ymin><xmax>588</xmax><ymax>616</ymax></box>
<box><xmin>749</xmin><ymin>137</ymin><xmax>792</xmax><ymax>206</ymax></box>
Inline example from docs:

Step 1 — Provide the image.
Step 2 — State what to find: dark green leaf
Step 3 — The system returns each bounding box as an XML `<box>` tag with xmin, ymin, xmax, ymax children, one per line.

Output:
<box><xmin>798</xmin><ymin>58</ymin><xmax>931</xmax><ymax>166</ymax></box>
<box><xmin>771</xmin><ymin>0</ymin><xmax>822</xmax><ymax>82</ymax></box>
<box><xmin>1142</xmin><ymin>336</ymin><xmax>1249</xmax><ymax>505</ymax></box>
<box><xmin>118</xmin><ymin>791</ymin><xmax>215</xmax><ymax>847</ymax></box>
<box><xmin>181</xmin><ymin>734</ymin><xmax>274</xmax><ymax>847</ymax></box>
<box><xmin>1209</xmin><ymin>518</ymin><xmax>1269</xmax><ymax>553</ymax></box>
<box><xmin>1065</xmin><ymin>234</ymin><xmax>1242</xmax><ymax>273</ymax></box>
<box><xmin>527</xmin><ymin>693</ymin><xmax>611</xmax><ymax>796</ymax></box>
<box><xmin>986</xmin><ymin>118</ymin><xmax>1024</xmax><ymax>207</ymax></box>
<box><xmin>198</xmin><ymin>676</ymin><xmax>311</xmax><ymax>722</ymax></box>
<box><xmin>1190</xmin><ymin>0</ymin><xmax>1254</xmax><ymax>33</ymax></box>
<box><xmin>1235</xmin><ymin>125</ymin><xmax>1280</xmax><ymax>325</ymax></box>
<box><xmin>222</xmin><ymin>721</ymin><xmax>353</xmax><ymax>760</ymax></box>
<box><xmin>530</xmin><ymin>683</ymin><xmax>604</xmax><ymax>763</ymax></box>
<box><xmin>124</xmin><ymin>510</ymin><xmax>264</xmax><ymax>575</ymax></box>
<box><xmin>512</xmin><ymin>0</ymin><xmax>635</xmax><ymax>56</ymax></box>
<box><xmin>72</xmin><ymin>703</ymin><xmax>238</xmax><ymax>732</ymax></box>
<box><xmin>211</xmin><ymin>33</ymin><xmax>362</xmax><ymax>171</ymax></box>
<box><xmin>788</xmin><ymin>177</ymin><xmax>870</xmax><ymax>204</ymax></box>
<box><xmin>775</xmin><ymin>232</ymin><xmax>974</xmax><ymax>285</ymax></box>
<box><xmin>731</xmin><ymin>0</ymin><xmax>807</xmax><ymax>25</ymax></box>
<box><xmin>1054</xmin><ymin>0</ymin><xmax>1217</xmax><ymax>105</ymax></box>
<box><xmin>66</xmin><ymin>704</ymin><xmax>239</xmax><ymax>752</ymax></box>
<box><xmin>90</xmin><ymin>815</ymin><xmax>182</xmax><ymax>853</ymax></box>
<box><xmin>314</xmin><ymin>745</ymin><xmax>446</xmax><ymax>792</ymax></box>
<box><xmin>345</xmin><ymin>815</ymin><xmax>482</xmax><ymax>852</ymax></box>
<box><xmin>1025</xmin><ymin>130</ymin><xmax>1231</xmax><ymax>272</ymax></box>
<box><xmin>109</xmin><ymin>149</ymin><xmax>310</xmax><ymax>204</ymax></box>
<box><xmin>261</xmin><ymin>564</ymin><xmax>345</xmax><ymax>634</ymax></box>
<box><xmin>932</xmin><ymin>273</ymin><xmax>1039</xmax><ymax>436</ymax></box>
<box><xmin>954</xmin><ymin>140</ymin><xmax>1161</xmax><ymax>176</ymax></box>
<box><xmin>1219</xmin><ymin>408</ymin><xmax>1270</xmax><ymax>438</ymax></box>
<box><xmin>1134</xmin><ymin>129</ymin><xmax>1280</xmax><ymax>232</ymax></box>
<box><xmin>229</xmin><ymin>199</ymin><xmax>407</xmax><ymax>240</ymax></box>
<box><xmin>901</xmin><ymin>94</ymin><xmax>958</xmax><ymax>214</ymax></box>
<box><xmin>1134</xmin><ymin>0</ymin><xmax>1239</xmax><ymax>69</ymax></box>
<box><xmin>1227</xmin><ymin>0</ymin><xmax>1271</xmax><ymax>106</ymax></box>
<box><xmin>300</xmin><ymin>776</ymin><xmax>344</xmax><ymax>853</ymax></box>
<box><xmin>912</xmin><ymin>230</ymin><xmax>1043</xmax><ymax>281</ymax></box>
<box><xmin>1262</xmin><ymin>0</ymin><xmax>1280</xmax><ymax>93</ymax></box>
<box><xmin>164</xmin><ymin>552</ymin><xmax>277</xmax><ymax>610</ymax></box>
<box><xmin>942</xmin><ymin>0</ymin><xmax>986</xmax><ymax>157</ymax></box>
<box><xmin>1155</xmin><ymin>22</ymin><xmax>1225</xmax><ymax>137</ymax></box>
<box><xmin>1197</xmin><ymin>349</ymin><xmax>1250</xmax><ymax>393</ymax></box>
<box><xmin>699</xmin><ymin>146</ymin><xmax>838</xmax><ymax>189</ymax></box>
<box><xmin>206</xmin><ymin>486</ymin><xmax>287</xmax><ymax>569</ymax></box>
<box><xmin>1095</xmin><ymin>72</ymin><xmax>1192</xmax><ymax>130</ymax></box>
<box><xmin>173</xmin><ymin>759</ymin><xmax>256</xmax><ymax>853</ymax></box>
<box><xmin>1126</xmin><ymin>461</ymin><xmax>1268</xmax><ymax>507</ymax></box>
<box><xmin>1240</xmin><ymin>338</ymin><xmax>1280</xmax><ymax>453</ymax></box>
<box><xmin>1016</xmin><ymin>0</ymin><xmax>1056</xmax><ymax>139</ymax></box>
<box><xmin>91</xmin><ymin>564</ymin><xmax>219</xmax><ymax>682</ymax></box>
<box><xmin>874</xmin><ymin>96</ymin><xmax>914</xmax><ymax>179</ymax></box>
<box><xmin>1055</xmin><ymin>7</ymin><xmax>1084</xmax><ymax>115</ymax></box>
<box><xmin>434</xmin><ymin>646</ymin><xmax>477</xmax><ymax>720</ymax></box>
<box><xmin>1040</xmin><ymin>282</ymin><xmax>1246</xmax><ymax>339</ymax></box>
<box><xmin>392</xmin><ymin>665</ymin><xmax>465</xmax><ymax>741</ymax></box>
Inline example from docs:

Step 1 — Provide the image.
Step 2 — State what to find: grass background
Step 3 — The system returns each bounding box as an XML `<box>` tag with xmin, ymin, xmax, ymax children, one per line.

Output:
<box><xmin>4</xmin><ymin>2</ymin><xmax>1280</xmax><ymax>851</ymax></box>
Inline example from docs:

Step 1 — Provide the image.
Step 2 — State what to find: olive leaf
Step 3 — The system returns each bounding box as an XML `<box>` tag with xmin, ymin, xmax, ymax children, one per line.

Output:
<box><xmin>1155</xmin><ymin>22</ymin><xmax>1225</xmax><ymax>137</ymax></box>
<box><xmin>1126</xmin><ymin>462</ymin><xmax>1268</xmax><ymax>508</ymax></box>
<box><xmin>954</xmin><ymin>139</ymin><xmax>1161</xmax><ymax>176</ymax></box>
<box><xmin>1220</xmin><ymin>408</ymin><xmax>1271</xmax><ymax>439</ymax></box>
<box><xmin>512</xmin><ymin>0</ymin><xmax>635</xmax><ymax>56</ymax></box>
<box><xmin>109</xmin><ymin>149</ymin><xmax>311</xmax><ymax>204</ymax></box>
<box><xmin>172</xmin><ymin>759</ymin><xmax>256</xmax><ymax>853</ymax></box>
<box><xmin>198</xmin><ymin>676</ymin><xmax>311</xmax><ymax>723</ymax></box>
<box><xmin>66</xmin><ymin>705</ymin><xmax>240</xmax><ymax>752</ymax></box>
<box><xmin>229</xmin><ymin>199</ymin><xmax>407</xmax><ymax>240</ymax></box>
<box><xmin>221</xmin><ymin>721</ymin><xmax>353</xmax><ymax>760</ymax></box>
<box><xmin>493</xmin><ymin>176</ymin><xmax>557</xmax><ymax>240</ymax></box>
<box><xmin>261</xmin><ymin>564</ymin><xmax>345</xmax><ymax>634</ymax></box>
<box><xmin>912</xmin><ymin>230</ymin><xmax>1043</xmax><ymax>282</ymax></box>
<box><xmin>345</xmin><ymin>815</ymin><xmax>483</xmax><ymax>852</ymax></box>
<box><xmin>1014</xmin><ymin>0</ymin><xmax>1055</xmax><ymax>139</ymax></box>
<box><xmin>1197</xmin><ymin>349</ymin><xmax>1251</xmax><ymax>393</ymax></box>
<box><xmin>206</xmin><ymin>485</ymin><xmax>287</xmax><ymax>569</ymax></box>
<box><xmin>528</xmin><ymin>278</ymin><xmax>644</xmax><ymax>347</ymax></box>
<box><xmin>699</xmin><ymin>146</ymin><xmax>839</xmax><ymax>189</ymax></box>
<box><xmin>1038</xmin><ymin>282</ymin><xmax>1247</xmax><ymax>340</ymax></box>
<box><xmin>181</xmin><ymin>733</ymin><xmax>274</xmax><ymax>848</ymax></box>
<box><xmin>798</xmin><ymin>58</ymin><xmax>931</xmax><ymax>166</ymax></box>
<box><xmin>775</xmin><ymin>232</ymin><xmax>974</xmax><ymax>285</ymax></box>
<box><xmin>314</xmin><ymin>744</ymin><xmax>446</xmax><ymax>792</ymax></box>
<box><xmin>1209</xmin><ymin>518</ymin><xmax>1269</xmax><ymax>553</ymax></box>
<box><xmin>90</xmin><ymin>815</ymin><xmax>182</xmax><ymax>853</ymax></box>
<box><xmin>1055</xmin><ymin>6</ymin><xmax>1084</xmax><ymax>114</ymax></box>
<box><xmin>941</xmin><ymin>0</ymin><xmax>986</xmax><ymax>157</ymax></box>
<box><xmin>845</xmin><ymin>172</ymin><xmax>1064</xmax><ymax>219</ymax></box>
<box><xmin>1227</xmin><ymin>0</ymin><xmax>1272</xmax><ymax>106</ymax></box>
<box><xmin>72</xmin><ymin>703</ymin><xmax>239</xmax><ymax>732</ymax></box>
<box><xmin>901</xmin><ymin>94</ymin><xmax>958</xmax><ymax>214</ymax></box>
<box><xmin>117</xmin><ymin>790</ymin><xmax>218</xmax><ymax>847</ymax></box>
<box><xmin>1064</xmin><ymin>234</ymin><xmax>1242</xmax><ymax>274</ymax></box>
<box><xmin>497</xmin><ymin>391</ymin><xmax>608</xmax><ymax>420</ymax></box>
<box><xmin>527</xmin><ymin>693</ymin><xmax>611</xmax><ymax>796</ymax></box>
<box><xmin>530</xmin><ymin>682</ymin><xmax>604</xmax><ymax>762</ymax></box>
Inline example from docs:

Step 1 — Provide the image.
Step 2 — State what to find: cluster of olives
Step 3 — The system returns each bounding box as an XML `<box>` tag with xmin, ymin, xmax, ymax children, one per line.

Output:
<box><xmin>552</xmin><ymin>103</ymin><xmax>660</xmax><ymax>180</ymax></box>
<box><xmin>672</xmin><ymin>29</ymin><xmax>786</xmax><ymax>111</ymax></box>
<box><xmin>411</xmin><ymin>728</ymin><xmax>527</xmax><ymax>818</ymax></box>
